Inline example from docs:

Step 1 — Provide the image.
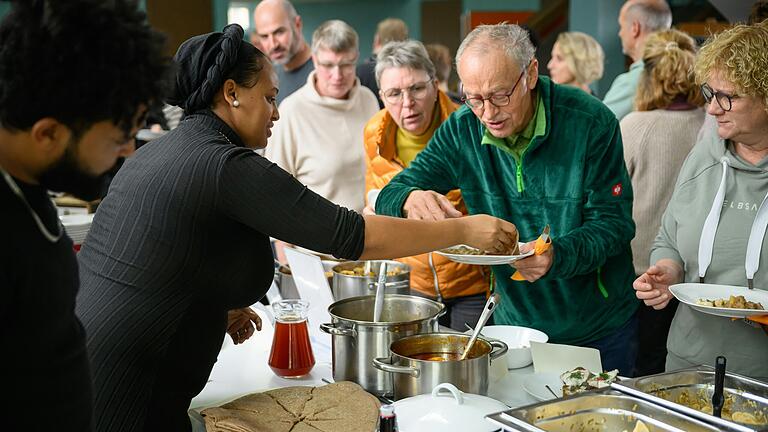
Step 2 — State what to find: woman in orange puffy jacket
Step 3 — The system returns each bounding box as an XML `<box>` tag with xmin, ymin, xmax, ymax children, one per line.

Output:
<box><xmin>363</xmin><ymin>40</ymin><xmax>489</xmax><ymax>330</ymax></box>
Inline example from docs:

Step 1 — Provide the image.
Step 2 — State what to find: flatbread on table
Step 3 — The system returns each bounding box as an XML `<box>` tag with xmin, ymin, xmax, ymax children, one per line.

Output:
<box><xmin>201</xmin><ymin>381</ymin><xmax>380</xmax><ymax>432</ymax></box>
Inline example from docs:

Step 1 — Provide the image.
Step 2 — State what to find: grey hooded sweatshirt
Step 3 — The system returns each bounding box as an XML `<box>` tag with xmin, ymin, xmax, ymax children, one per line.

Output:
<box><xmin>651</xmin><ymin>130</ymin><xmax>768</xmax><ymax>380</ymax></box>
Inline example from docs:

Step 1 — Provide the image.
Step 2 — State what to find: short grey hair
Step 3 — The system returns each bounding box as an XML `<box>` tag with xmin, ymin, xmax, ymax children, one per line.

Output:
<box><xmin>375</xmin><ymin>40</ymin><xmax>436</xmax><ymax>87</ymax></box>
<box><xmin>626</xmin><ymin>1</ymin><xmax>672</xmax><ymax>33</ymax></box>
<box><xmin>311</xmin><ymin>20</ymin><xmax>359</xmax><ymax>54</ymax></box>
<box><xmin>457</xmin><ymin>24</ymin><xmax>535</xmax><ymax>71</ymax></box>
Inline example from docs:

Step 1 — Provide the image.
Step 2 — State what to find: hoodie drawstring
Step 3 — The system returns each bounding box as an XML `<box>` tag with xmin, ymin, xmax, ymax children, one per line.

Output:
<box><xmin>698</xmin><ymin>156</ymin><xmax>768</xmax><ymax>288</ymax></box>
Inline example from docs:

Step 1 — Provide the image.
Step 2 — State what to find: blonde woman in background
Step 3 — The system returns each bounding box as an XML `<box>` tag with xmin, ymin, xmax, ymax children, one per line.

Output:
<box><xmin>425</xmin><ymin>43</ymin><xmax>462</xmax><ymax>103</ymax></box>
<box><xmin>620</xmin><ymin>29</ymin><xmax>704</xmax><ymax>377</ymax></box>
<box><xmin>547</xmin><ymin>31</ymin><xmax>604</xmax><ymax>95</ymax></box>
<box><xmin>634</xmin><ymin>22</ymin><xmax>768</xmax><ymax>379</ymax></box>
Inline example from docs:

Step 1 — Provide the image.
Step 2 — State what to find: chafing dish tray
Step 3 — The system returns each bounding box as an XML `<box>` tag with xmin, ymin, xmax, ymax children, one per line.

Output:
<box><xmin>486</xmin><ymin>388</ymin><xmax>745</xmax><ymax>432</ymax></box>
<box><xmin>612</xmin><ymin>366</ymin><xmax>768</xmax><ymax>431</ymax></box>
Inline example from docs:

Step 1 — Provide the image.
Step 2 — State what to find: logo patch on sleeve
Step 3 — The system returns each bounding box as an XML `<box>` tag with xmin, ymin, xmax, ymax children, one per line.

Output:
<box><xmin>611</xmin><ymin>183</ymin><xmax>623</xmax><ymax>196</ymax></box>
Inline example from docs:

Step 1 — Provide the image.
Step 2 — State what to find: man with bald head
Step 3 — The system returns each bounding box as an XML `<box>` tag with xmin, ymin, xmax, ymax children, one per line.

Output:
<box><xmin>253</xmin><ymin>0</ymin><xmax>313</xmax><ymax>104</ymax></box>
<box><xmin>603</xmin><ymin>0</ymin><xmax>672</xmax><ymax>119</ymax></box>
<box><xmin>376</xmin><ymin>24</ymin><xmax>639</xmax><ymax>375</ymax></box>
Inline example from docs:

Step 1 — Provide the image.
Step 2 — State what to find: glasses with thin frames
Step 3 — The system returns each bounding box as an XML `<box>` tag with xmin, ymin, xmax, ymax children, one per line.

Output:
<box><xmin>381</xmin><ymin>80</ymin><xmax>433</xmax><ymax>105</ymax></box>
<box><xmin>317</xmin><ymin>61</ymin><xmax>357</xmax><ymax>73</ymax></box>
<box><xmin>701</xmin><ymin>83</ymin><xmax>739</xmax><ymax>112</ymax></box>
<box><xmin>462</xmin><ymin>63</ymin><xmax>529</xmax><ymax>110</ymax></box>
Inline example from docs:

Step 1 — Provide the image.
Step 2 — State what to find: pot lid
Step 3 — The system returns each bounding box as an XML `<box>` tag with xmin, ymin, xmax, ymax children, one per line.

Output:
<box><xmin>393</xmin><ymin>383</ymin><xmax>508</xmax><ymax>432</ymax></box>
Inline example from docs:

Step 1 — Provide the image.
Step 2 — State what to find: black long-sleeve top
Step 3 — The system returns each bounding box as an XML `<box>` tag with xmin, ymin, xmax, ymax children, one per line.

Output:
<box><xmin>75</xmin><ymin>111</ymin><xmax>365</xmax><ymax>432</ymax></box>
<box><xmin>1</xmin><ymin>177</ymin><xmax>92</xmax><ymax>431</ymax></box>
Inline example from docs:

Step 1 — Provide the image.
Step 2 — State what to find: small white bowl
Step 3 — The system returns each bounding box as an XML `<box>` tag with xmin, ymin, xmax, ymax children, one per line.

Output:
<box><xmin>479</xmin><ymin>325</ymin><xmax>548</xmax><ymax>369</ymax></box>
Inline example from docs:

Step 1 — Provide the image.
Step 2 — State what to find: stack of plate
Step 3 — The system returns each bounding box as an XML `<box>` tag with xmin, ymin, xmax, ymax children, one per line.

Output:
<box><xmin>60</xmin><ymin>213</ymin><xmax>94</xmax><ymax>245</ymax></box>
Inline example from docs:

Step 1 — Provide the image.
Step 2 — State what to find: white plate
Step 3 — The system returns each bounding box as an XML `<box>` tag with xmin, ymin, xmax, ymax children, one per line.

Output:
<box><xmin>435</xmin><ymin>243</ymin><xmax>534</xmax><ymax>265</ymax></box>
<box><xmin>669</xmin><ymin>283</ymin><xmax>768</xmax><ymax>318</ymax></box>
<box><xmin>522</xmin><ymin>372</ymin><xmax>562</xmax><ymax>401</ymax></box>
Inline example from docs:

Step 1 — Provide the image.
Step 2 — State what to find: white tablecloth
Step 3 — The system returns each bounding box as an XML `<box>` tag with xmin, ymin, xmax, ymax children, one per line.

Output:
<box><xmin>190</xmin><ymin>306</ymin><xmax>538</xmax><ymax>411</ymax></box>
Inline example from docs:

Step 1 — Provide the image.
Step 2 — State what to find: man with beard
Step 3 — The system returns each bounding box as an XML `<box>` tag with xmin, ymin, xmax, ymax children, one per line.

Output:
<box><xmin>254</xmin><ymin>0</ymin><xmax>314</xmax><ymax>104</ymax></box>
<box><xmin>0</xmin><ymin>0</ymin><xmax>169</xmax><ymax>430</ymax></box>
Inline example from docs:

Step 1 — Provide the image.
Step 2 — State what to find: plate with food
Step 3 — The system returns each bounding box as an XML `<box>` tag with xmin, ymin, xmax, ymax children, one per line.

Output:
<box><xmin>435</xmin><ymin>243</ymin><xmax>534</xmax><ymax>265</ymax></box>
<box><xmin>669</xmin><ymin>283</ymin><xmax>768</xmax><ymax>318</ymax></box>
<box><xmin>523</xmin><ymin>367</ymin><xmax>623</xmax><ymax>401</ymax></box>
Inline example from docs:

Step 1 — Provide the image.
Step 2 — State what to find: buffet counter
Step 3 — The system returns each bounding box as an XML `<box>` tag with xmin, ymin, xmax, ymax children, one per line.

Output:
<box><xmin>189</xmin><ymin>304</ymin><xmax>538</xmax><ymax>411</ymax></box>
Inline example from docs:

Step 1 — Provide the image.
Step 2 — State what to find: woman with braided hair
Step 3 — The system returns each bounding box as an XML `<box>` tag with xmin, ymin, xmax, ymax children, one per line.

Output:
<box><xmin>76</xmin><ymin>24</ymin><xmax>519</xmax><ymax>431</ymax></box>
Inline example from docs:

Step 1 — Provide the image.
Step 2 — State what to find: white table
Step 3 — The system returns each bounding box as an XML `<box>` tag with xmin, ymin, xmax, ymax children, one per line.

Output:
<box><xmin>190</xmin><ymin>306</ymin><xmax>538</xmax><ymax>411</ymax></box>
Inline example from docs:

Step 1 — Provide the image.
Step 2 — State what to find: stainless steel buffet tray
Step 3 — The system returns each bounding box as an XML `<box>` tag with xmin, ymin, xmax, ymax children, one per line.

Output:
<box><xmin>612</xmin><ymin>366</ymin><xmax>768</xmax><ymax>431</ymax></box>
<box><xmin>486</xmin><ymin>388</ymin><xmax>746</xmax><ymax>432</ymax></box>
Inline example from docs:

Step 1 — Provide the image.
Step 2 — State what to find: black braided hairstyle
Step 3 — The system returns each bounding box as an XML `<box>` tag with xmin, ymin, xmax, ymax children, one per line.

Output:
<box><xmin>168</xmin><ymin>24</ymin><xmax>268</xmax><ymax>115</ymax></box>
<box><xmin>0</xmin><ymin>0</ymin><xmax>172</xmax><ymax>138</ymax></box>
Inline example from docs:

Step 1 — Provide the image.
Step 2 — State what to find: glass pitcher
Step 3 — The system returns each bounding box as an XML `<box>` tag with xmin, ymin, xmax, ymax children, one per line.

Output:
<box><xmin>268</xmin><ymin>299</ymin><xmax>315</xmax><ymax>378</ymax></box>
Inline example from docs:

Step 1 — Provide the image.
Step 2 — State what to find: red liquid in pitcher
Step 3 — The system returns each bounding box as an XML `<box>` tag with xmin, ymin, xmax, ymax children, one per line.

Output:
<box><xmin>268</xmin><ymin>319</ymin><xmax>315</xmax><ymax>378</ymax></box>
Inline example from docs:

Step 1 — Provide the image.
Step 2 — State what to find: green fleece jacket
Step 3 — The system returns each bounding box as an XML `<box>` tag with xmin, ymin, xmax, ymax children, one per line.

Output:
<box><xmin>652</xmin><ymin>131</ymin><xmax>768</xmax><ymax>379</ymax></box>
<box><xmin>376</xmin><ymin>76</ymin><xmax>639</xmax><ymax>345</ymax></box>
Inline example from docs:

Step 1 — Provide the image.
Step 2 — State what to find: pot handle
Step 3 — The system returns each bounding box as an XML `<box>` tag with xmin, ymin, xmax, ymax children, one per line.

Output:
<box><xmin>431</xmin><ymin>383</ymin><xmax>464</xmax><ymax>405</ymax></box>
<box><xmin>489</xmin><ymin>339</ymin><xmax>509</xmax><ymax>362</ymax></box>
<box><xmin>367</xmin><ymin>280</ymin><xmax>410</xmax><ymax>290</ymax></box>
<box><xmin>319</xmin><ymin>323</ymin><xmax>356</xmax><ymax>337</ymax></box>
<box><xmin>372</xmin><ymin>357</ymin><xmax>420</xmax><ymax>378</ymax></box>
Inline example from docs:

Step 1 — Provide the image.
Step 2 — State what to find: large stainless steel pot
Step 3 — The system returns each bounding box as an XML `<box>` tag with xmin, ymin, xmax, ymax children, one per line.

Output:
<box><xmin>331</xmin><ymin>260</ymin><xmax>410</xmax><ymax>301</ymax></box>
<box><xmin>319</xmin><ymin>295</ymin><xmax>444</xmax><ymax>396</ymax></box>
<box><xmin>372</xmin><ymin>333</ymin><xmax>507</xmax><ymax>400</ymax></box>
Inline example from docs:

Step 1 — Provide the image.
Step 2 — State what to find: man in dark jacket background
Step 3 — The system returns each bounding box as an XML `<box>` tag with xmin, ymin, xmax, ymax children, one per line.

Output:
<box><xmin>357</xmin><ymin>17</ymin><xmax>409</xmax><ymax>108</ymax></box>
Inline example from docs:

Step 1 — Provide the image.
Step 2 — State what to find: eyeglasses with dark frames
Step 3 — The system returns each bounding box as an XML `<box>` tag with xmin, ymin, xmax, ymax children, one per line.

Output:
<box><xmin>701</xmin><ymin>83</ymin><xmax>739</xmax><ymax>112</ymax></box>
<box><xmin>462</xmin><ymin>62</ymin><xmax>530</xmax><ymax>110</ymax></box>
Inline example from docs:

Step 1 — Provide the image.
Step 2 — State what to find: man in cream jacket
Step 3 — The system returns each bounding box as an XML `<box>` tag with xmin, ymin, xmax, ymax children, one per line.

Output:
<box><xmin>265</xmin><ymin>19</ymin><xmax>378</xmax><ymax>214</ymax></box>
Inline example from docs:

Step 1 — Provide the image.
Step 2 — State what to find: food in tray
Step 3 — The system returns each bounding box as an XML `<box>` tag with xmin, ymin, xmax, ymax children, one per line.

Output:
<box><xmin>337</xmin><ymin>266</ymin><xmax>404</xmax><ymax>277</ymax></box>
<box><xmin>560</xmin><ymin>367</ymin><xmax>619</xmax><ymax>396</ymax></box>
<box><xmin>695</xmin><ymin>295</ymin><xmax>764</xmax><ymax>310</ymax></box>
<box><xmin>201</xmin><ymin>381</ymin><xmax>380</xmax><ymax>432</ymax></box>
<box><xmin>652</xmin><ymin>387</ymin><xmax>767</xmax><ymax>426</ymax></box>
<box><xmin>279</xmin><ymin>266</ymin><xmax>334</xmax><ymax>279</ymax></box>
<box><xmin>621</xmin><ymin>419</ymin><xmax>649</xmax><ymax>432</ymax></box>
<box><xmin>441</xmin><ymin>243</ymin><xmax>521</xmax><ymax>256</ymax></box>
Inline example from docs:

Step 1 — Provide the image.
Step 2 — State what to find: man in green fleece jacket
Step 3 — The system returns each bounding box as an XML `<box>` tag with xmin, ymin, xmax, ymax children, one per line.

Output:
<box><xmin>375</xmin><ymin>24</ymin><xmax>640</xmax><ymax>375</ymax></box>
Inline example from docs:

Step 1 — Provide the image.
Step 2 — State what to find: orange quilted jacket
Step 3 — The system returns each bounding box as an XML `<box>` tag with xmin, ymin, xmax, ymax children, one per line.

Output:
<box><xmin>363</xmin><ymin>90</ymin><xmax>488</xmax><ymax>299</ymax></box>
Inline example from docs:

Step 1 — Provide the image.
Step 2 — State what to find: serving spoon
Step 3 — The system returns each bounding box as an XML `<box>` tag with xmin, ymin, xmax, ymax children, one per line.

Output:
<box><xmin>460</xmin><ymin>293</ymin><xmax>500</xmax><ymax>360</ymax></box>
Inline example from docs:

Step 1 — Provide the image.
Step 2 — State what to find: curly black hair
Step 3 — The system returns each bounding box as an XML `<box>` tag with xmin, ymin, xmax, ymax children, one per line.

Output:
<box><xmin>0</xmin><ymin>0</ymin><xmax>172</xmax><ymax>138</ymax></box>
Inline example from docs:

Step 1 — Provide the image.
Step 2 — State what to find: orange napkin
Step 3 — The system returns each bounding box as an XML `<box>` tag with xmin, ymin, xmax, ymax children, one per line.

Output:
<box><xmin>511</xmin><ymin>225</ymin><xmax>552</xmax><ymax>281</ymax></box>
<box><xmin>747</xmin><ymin>315</ymin><xmax>768</xmax><ymax>325</ymax></box>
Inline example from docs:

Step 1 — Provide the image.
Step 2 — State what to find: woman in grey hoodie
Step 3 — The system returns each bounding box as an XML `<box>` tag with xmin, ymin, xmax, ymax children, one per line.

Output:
<box><xmin>633</xmin><ymin>21</ymin><xmax>768</xmax><ymax>379</ymax></box>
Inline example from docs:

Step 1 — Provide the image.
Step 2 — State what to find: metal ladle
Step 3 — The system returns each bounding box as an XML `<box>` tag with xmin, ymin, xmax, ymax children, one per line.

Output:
<box><xmin>460</xmin><ymin>293</ymin><xmax>500</xmax><ymax>361</ymax></box>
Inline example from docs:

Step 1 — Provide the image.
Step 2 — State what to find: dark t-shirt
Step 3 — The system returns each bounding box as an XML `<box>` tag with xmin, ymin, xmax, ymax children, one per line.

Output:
<box><xmin>275</xmin><ymin>57</ymin><xmax>314</xmax><ymax>105</ymax></box>
<box><xmin>357</xmin><ymin>56</ymin><xmax>383</xmax><ymax>108</ymax></box>
<box><xmin>0</xmin><ymin>174</ymin><xmax>92</xmax><ymax>431</ymax></box>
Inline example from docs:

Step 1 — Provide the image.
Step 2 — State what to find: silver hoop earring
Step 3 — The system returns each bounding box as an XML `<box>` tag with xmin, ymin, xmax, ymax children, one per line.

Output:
<box><xmin>233</xmin><ymin>100</ymin><xmax>240</xmax><ymax>107</ymax></box>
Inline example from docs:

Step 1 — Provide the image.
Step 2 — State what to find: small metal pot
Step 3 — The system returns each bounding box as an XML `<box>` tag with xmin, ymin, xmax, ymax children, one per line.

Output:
<box><xmin>372</xmin><ymin>333</ymin><xmax>508</xmax><ymax>400</ymax></box>
<box><xmin>319</xmin><ymin>295</ymin><xmax>444</xmax><ymax>396</ymax></box>
<box><xmin>331</xmin><ymin>260</ymin><xmax>410</xmax><ymax>301</ymax></box>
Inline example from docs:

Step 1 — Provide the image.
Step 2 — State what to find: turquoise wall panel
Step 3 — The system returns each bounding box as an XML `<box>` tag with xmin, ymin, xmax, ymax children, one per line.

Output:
<box><xmin>569</xmin><ymin>0</ymin><xmax>624</xmax><ymax>96</ymax></box>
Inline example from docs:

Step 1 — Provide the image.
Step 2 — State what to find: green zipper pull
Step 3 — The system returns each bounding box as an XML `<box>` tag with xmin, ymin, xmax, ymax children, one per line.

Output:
<box><xmin>516</xmin><ymin>164</ymin><xmax>524</xmax><ymax>193</ymax></box>
<box><xmin>597</xmin><ymin>266</ymin><xmax>609</xmax><ymax>298</ymax></box>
